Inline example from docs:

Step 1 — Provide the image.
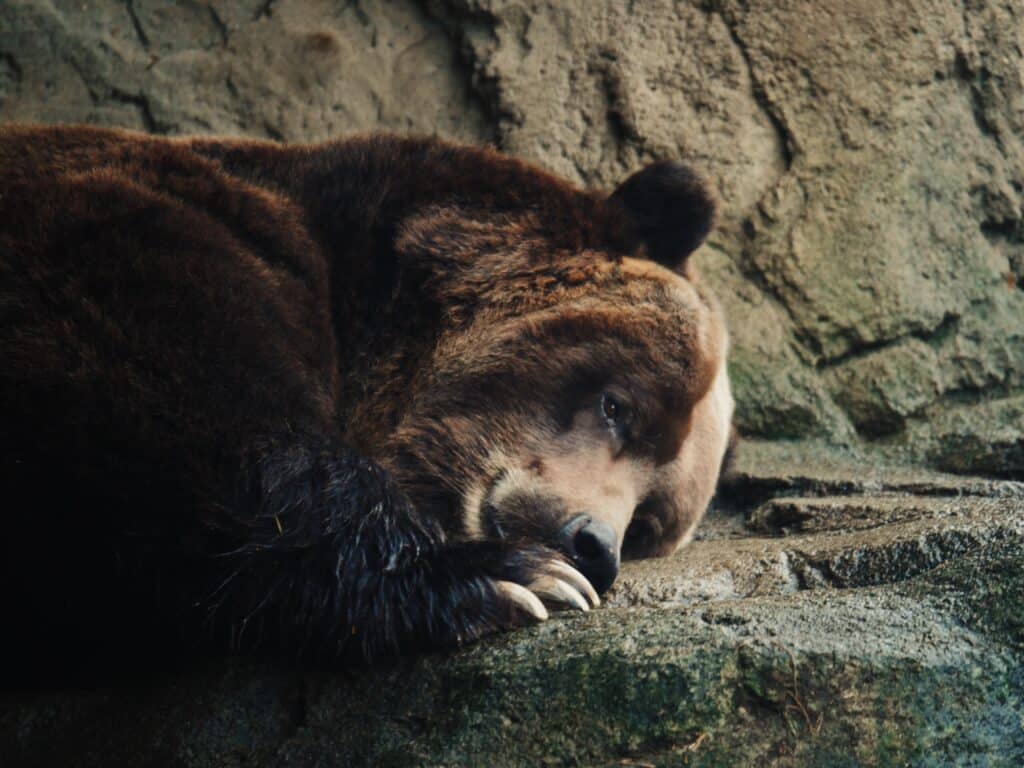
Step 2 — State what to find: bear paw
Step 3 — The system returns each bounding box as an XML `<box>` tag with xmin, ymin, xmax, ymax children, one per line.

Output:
<box><xmin>493</xmin><ymin>550</ymin><xmax>600</xmax><ymax>622</ymax></box>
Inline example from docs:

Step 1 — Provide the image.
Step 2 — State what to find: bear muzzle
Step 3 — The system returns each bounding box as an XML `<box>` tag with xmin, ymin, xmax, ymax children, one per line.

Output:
<box><xmin>558</xmin><ymin>514</ymin><xmax>620</xmax><ymax>595</ymax></box>
<box><xmin>478</xmin><ymin>475</ymin><xmax>622</xmax><ymax>595</ymax></box>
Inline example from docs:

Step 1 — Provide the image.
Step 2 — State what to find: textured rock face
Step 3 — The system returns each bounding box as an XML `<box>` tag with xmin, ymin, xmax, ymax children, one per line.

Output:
<box><xmin>0</xmin><ymin>0</ymin><xmax>489</xmax><ymax>140</ymax></box>
<box><xmin>3</xmin><ymin>443</ymin><xmax>1022</xmax><ymax>767</ymax></box>
<box><xmin>1</xmin><ymin>0</ymin><xmax>1021</xmax><ymax>474</ymax></box>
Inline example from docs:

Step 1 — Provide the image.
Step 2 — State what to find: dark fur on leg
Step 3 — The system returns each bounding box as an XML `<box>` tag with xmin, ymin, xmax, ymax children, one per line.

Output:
<box><xmin>197</xmin><ymin>436</ymin><xmax>560</xmax><ymax>662</ymax></box>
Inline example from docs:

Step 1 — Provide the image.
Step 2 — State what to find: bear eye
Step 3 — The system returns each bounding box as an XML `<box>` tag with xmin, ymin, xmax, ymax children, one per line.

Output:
<box><xmin>601</xmin><ymin>393</ymin><xmax>628</xmax><ymax>426</ymax></box>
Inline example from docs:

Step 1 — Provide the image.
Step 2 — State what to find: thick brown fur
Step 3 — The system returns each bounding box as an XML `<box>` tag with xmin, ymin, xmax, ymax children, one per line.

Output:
<box><xmin>0</xmin><ymin>125</ymin><xmax>729</xmax><ymax>678</ymax></box>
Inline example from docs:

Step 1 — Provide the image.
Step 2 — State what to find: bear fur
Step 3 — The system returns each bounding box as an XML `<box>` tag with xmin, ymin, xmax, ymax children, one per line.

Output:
<box><xmin>0</xmin><ymin>125</ymin><xmax>732</xmax><ymax>673</ymax></box>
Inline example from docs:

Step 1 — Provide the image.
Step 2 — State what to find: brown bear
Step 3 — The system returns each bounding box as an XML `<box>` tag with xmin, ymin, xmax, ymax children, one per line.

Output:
<box><xmin>0</xmin><ymin>124</ymin><xmax>734</xmax><ymax>671</ymax></box>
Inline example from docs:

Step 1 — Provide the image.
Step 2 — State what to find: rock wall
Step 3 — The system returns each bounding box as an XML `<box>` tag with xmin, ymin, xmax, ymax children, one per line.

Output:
<box><xmin>2</xmin><ymin>0</ymin><xmax>1022</xmax><ymax>472</ymax></box>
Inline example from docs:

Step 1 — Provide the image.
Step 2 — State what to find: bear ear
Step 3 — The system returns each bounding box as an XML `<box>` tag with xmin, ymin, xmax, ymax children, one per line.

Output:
<box><xmin>609</xmin><ymin>161</ymin><xmax>716</xmax><ymax>269</ymax></box>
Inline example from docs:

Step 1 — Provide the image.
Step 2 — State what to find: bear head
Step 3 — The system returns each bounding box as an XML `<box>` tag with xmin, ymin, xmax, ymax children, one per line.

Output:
<box><xmin>382</xmin><ymin>161</ymin><xmax>734</xmax><ymax>595</ymax></box>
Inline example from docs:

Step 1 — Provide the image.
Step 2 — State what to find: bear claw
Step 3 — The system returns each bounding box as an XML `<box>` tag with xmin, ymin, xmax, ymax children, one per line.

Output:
<box><xmin>546</xmin><ymin>560</ymin><xmax>601</xmax><ymax>608</ymax></box>
<box><xmin>495</xmin><ymin>580</ymin><xmax>549</xmax><ymax>622</ymax></box>
<box><xmin>528</xmin><ymin>575</ymin><xmax>591</xmax><ymax>612</ymax></box>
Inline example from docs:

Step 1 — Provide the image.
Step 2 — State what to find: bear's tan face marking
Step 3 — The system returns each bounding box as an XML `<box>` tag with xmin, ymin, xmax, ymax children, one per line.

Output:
<box><xmin>621</xmin><ymin>345</ymin><xmax>734</xmax><ymax>558</ymax></box>
<box><xmin>436</xmin><ymin>256</ymin><xmax>733</xmax><ymax>587</ymax></box>
<box><xmin>464</xmin><ymin>421</ymin><xmax>654</xmax><ymax>549</ymax></box>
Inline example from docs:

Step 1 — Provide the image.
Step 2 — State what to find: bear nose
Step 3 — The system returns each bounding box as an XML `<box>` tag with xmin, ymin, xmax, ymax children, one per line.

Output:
<box><xmin>560</xmin><ymin>515</ymin><xmax>620</xmax><ymax>595</ymax></box>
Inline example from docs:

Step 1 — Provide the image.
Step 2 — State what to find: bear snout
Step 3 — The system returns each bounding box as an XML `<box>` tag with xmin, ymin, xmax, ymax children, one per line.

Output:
<box><xmin>558</xmin><ymin>514</ymin><xmax>620</xmax><ymax>595</ymax></box>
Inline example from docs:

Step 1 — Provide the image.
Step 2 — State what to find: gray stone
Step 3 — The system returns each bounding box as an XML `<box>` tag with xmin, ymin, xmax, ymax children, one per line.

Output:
<box><xmin>823</xmin><ymin>339</ymin><xmax>942</xmax><ymax>437</ymax></box>
<box><xmin>0</xmin><ymin>0</ymin><xmax>490</xmax><ymax>140</ymax></box>
<box><xmin>935</xmin><ymin>290</ymin><xmax>1024</xmax><ymax>397</ymax></box>
<box><xmin>926</xmin><ymin>395</ymin><xmax>1024</xmax><ymax>479</ymax></box>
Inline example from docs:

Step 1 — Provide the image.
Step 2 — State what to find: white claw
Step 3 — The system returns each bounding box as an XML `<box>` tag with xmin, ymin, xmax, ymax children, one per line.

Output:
<box><xmin>495</xmin><ymin>580</ymin><xmax>549</xmax><ymax>622</ymax></box>
<box><xmin>529</xmin><ymin>576</ymin><xmax>590</xmax><ymax>612</ymax></box>
<box><xmin>547</xmin><ymin>560</ymin><xmax>601</xmax><ymax>608</ymax></box>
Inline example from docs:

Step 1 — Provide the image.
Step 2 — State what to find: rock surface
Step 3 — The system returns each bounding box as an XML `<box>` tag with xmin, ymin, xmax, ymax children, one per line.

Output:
<box><xmin>3</xmin><ymin>442</ymin><xmax>1022</xmax><ymax>767</ymax></box>
<box><xmin>1</xmin><ymin>0</ymin><xmax>1021</xmax><ymax>474</ymax></box>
